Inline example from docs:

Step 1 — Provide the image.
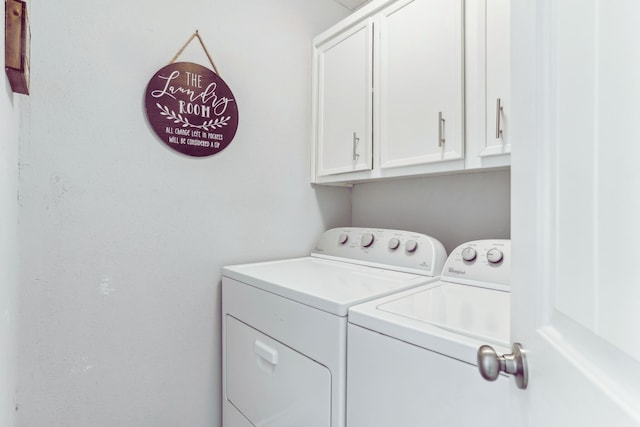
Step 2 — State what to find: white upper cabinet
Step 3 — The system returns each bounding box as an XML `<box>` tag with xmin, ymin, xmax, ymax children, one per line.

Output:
<box><xmin>314</xmin><ymin>19</ymin><xmax>374</xmax><ymax>178</ymax></box>
<box><xmin>311</xmin><ymin>0</ymin><xmax>508</xmax><ymax>184</ymax></box>
<box><xmin>378</xmin><ymin>0</ymin><xmax>464</xmax><ymax>170</ymax></box>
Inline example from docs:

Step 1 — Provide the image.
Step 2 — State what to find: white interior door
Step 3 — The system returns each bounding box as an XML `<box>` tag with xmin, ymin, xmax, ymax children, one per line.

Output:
<box><xmin>509</xmin><ymin>1</ymin><xmax>640</xmax><ymax>425</ymax></box>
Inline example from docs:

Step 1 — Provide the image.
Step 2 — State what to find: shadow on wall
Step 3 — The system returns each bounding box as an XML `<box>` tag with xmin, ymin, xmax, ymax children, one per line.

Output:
<box><xmin>351</xmin><ymin>169</ymin><xmax>511</xmax><ymax>253</ymax></box>
<box><xmin>313</xmin><ymin>184</ymin><xmax>353</xmax><ymax>230</ymax></box>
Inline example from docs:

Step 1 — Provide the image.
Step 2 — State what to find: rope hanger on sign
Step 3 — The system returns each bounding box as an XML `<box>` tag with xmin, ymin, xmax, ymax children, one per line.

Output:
<box><xmin>170</xmin><ymin>30</ymin><xmax>221</xmax><ymax>76</ymax></box>
<box><xmin>144</xmin><ymin>29</ymin><xmax>238</xmax><ymax>158</ymax></box>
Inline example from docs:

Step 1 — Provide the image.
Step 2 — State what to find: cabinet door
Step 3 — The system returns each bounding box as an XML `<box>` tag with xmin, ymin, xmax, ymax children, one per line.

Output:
<box><xmin>378</xmin><ymin>0</ymin><xmax>464</xmax><ymax>169</ymax></box>
<box><xmin>315</xmin><ymin>19</ymin><xmax>373</xmax><ymax>177</ymax></box>
<box><xmin>483</xmin><ymin>0</ymin><xmax>511</xmax><ymax>157</ymax></box>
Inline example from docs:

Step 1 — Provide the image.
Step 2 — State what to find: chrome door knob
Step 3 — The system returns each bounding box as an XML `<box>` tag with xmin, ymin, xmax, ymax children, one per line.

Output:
<box><xmin>477</xmin><ymin>346</ymin><xmax>501</xmax><ymax>381</ymax></box>
<box><xmin>477</xmin><ymin>343</ymin><xmax>528</xmax><ymax>390</ymax></box>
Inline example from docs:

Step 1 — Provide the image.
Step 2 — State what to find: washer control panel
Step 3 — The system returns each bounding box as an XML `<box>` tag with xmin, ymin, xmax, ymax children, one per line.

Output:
<box><xmin>311</xmin><ymin>228</ymin><xmax>447</xmax><ymax>276</ymax></box>
<box><xmin>442</xmin><ymin>240</ymin><xmax>511</xmax><ymax>290</ymax></box>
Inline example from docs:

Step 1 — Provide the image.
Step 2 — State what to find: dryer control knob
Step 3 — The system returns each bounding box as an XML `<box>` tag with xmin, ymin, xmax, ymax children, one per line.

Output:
<box><xmin>338</xmin><ymin>233</ymin><xmax>349</xmax><ymax>245</ymax></box>
<box><xmin>487</xmin><ymin>248</ymin><xmax>504</xmax><ymax>264</ymax></box>
<box><xmin>405</xmin><ymin>239</ymin><xmax>418</xmax><ymax>253</ymax></box>
<box><xmin>361</xmin><ymin>233</ymin><xmax>375</xmax><ymax>248</ymax></box>
<box><xmin>388</xmin><ymin>238</ymin><xmax>401</xmax><ymax>251</ymax></box>
<box><xmin>461</xmin><ymin>247</ymin><xmax>477</xmax><ymax>262</ymax></box>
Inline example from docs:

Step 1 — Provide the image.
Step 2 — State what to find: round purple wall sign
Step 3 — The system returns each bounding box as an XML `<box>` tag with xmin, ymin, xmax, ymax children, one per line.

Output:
<box><xmin>144</xmin><ymin>62</ymin><xmax>239</xmax><ymax>157</ymax></box>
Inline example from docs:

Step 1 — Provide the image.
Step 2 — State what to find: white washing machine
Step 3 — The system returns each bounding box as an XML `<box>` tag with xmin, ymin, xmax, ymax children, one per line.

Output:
<box><xmin>221</xmin><ymin>227</ymin><xmax>447</xmax><ymax>427</ymax></box>
<box><xmin>347</xmin><ymin>240</ymin><xmax>512</xmax><ymax>427</ymax></box>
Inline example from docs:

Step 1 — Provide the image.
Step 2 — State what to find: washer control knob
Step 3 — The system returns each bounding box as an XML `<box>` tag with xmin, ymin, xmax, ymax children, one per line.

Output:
<box><xmin>361</xmin><ymin>233</ymin><xmax>375</xmax><ymax>248</ymax></box>
<box><xmin>388</xmin><ymin>238</ymin><xmax>401</xmax><ymax>251</ymax></box>
<box><xmin>461</xmin><ymin>247</ymin><xmax>477</xmax><ymax>262</ymax></box>
<box><xmin>338</xmin><ymin>233</ymin><xmax>349</xmax><ymax>245</ymax></box>
<box><xmin>405</xmin><ymin>239</ymin><xmax>418</xmax><ymax>253</ymax></box>
<box><xmin>487</xmin><ymin>248</ymin><xmax>504</xmax><ymax>264</ymax></box>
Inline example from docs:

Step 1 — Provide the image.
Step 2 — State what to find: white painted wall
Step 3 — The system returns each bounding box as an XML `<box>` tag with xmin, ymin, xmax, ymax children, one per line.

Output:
<box><xmin>352</xmin><ymin>169</ymin><xmax>511</xmax><ymax>253</ymax></box>
<box><xmin>1</xmin><ymin>9</ymin><xmax>21</xmax><ymax>427</ymax></box>
<box><xmin>17</xmin><ymin>1</ymin><xmax>350</xmax><ymax>426</ymax></box>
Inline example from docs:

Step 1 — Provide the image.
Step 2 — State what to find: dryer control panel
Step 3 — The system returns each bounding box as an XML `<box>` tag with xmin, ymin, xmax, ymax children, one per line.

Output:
<box><xmin>311</xmin><ymin>227</ymin><xmax>447</xmax><ymax>277</ymax></box>
<box><xmin>442</xmin><ymin>240</ymin><xmax>511</xmax><ymax>291</ymax></box>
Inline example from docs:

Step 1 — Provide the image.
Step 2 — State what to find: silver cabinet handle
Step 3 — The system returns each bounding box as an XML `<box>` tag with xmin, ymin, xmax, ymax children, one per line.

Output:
<box><xmin>495</xmin><ymin>98</ymin><xmax>504</xmax><ymax>139</ymax></box>
<box><xmin>352</xmin><ymin>132</ymin><xmax>360</xmax><ymax>161</ymax></box>
<box><xmin>477</xmin><ymin>343</ymin><xmax>528</xmax><ymax>390</ymax></box>
<box><xmin>438</xmin><ymin>112</ymin><xmax>446</xmax><ymax>147</ymax></box>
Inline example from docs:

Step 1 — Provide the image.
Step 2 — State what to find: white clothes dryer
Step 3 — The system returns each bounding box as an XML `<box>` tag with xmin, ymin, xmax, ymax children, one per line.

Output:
<box><xmin>221</xmin><ymin>228</ymin><xmax>447</xmax><ymax>427</ymax></box>
<box><xmin>347</xmin><ymin>239</ymin><xmax>512</xmax><ymax>427</ymax></box>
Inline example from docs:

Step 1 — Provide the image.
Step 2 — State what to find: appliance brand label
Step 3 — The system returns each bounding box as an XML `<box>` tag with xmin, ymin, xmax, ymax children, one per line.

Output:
<box><xmin>448</xmin><ymin>267</ymin><xmax>466</xmax><ymax>275</ymax></box>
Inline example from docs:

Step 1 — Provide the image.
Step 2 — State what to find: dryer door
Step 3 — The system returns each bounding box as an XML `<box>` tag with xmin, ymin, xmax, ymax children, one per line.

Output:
<box><xmin>225</xmin><ymin>315</ymin><xmax>331</xmax><ymax>427</ymax></box>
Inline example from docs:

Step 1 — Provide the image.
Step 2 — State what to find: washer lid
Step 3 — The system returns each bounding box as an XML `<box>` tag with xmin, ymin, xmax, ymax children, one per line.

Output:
<box><xmin>378</xmin><ymin>282</ymin><xmax>510</xmax><ymax>345</ymax></box>
<box><xmin>222</xmin><ymin>257</ymin><xmax>434</xmax><ymax>316</ymax></box>
<box><xmin>349</xmin><ymin>282</ymin><xmax>511</xmax><ymax>365</ymax></box>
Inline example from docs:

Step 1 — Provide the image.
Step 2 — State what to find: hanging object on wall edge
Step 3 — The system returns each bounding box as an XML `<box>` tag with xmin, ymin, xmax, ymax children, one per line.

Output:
<box><xmin>5</xmin><ymin>0</ymin><xmax>30</xmax><ymax>95</ymax></box>
<box><xmin>170</xmin><ymin>30</ymin><xmax>221</xmax><ymax>76</ymax></box>
<box><xmin>144</xmin><ymin>30</ymin><xmax>239</xmax><ymax>158</ymax></box>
